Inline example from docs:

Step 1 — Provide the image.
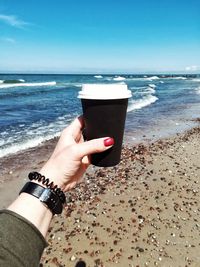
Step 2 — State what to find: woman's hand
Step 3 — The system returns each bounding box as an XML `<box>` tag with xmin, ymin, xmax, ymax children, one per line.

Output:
<box><xmin>40</xmin><ymin>116</ymin><xmax>114</xmax><ymax>192</ymax></box>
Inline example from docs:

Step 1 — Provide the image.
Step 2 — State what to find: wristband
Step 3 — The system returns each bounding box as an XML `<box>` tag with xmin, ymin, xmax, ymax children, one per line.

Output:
<box><xmin>20</xmin><ymin>182</ymin><xmax>63</xmax><ymax>214</ymax></box>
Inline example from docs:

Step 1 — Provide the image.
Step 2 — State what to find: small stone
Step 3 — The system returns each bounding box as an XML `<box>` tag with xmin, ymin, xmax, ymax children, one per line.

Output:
<box><xmin>138</xmin><ymin>248</ymin><xmax>144</xmax><ymax>253</ymax></box>
<box><xmin>165</xmin><ymin>240</ymin><xmax>170</xmax><ymax>245</ymax></box>
<box><xmin>70</xmin><ymin>255</ymin><xmax>76</xmax><ymax>261</ymax></box>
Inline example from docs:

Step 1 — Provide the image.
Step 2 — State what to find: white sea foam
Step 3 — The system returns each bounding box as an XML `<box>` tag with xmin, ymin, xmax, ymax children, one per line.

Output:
<box><xmin>0</xmin><ymin>133</ymin><xmax>60</xmax><ymax>158</ymax></box>
<box><xmin>196</xmin><ymin>86</ymin><xmax>200</xmax><ymax>94</ymax></box>
<box><xmin>113</xmin><ymin>76</ymin><xmax>126</xmax><ymax>81</ymax></box>
<box><xmin>0</xmin><ymin>139</ymin><xmax>6</xmax><ymax>147</ymax></box>
<box><xmin>59</xmin><ymin>82</ymin><xmax>82</xmax><ymax>88</ymax></box>
<box><xmin>0</xmin><ymin>80</ymin><xmax>4</xmax><ymax>84</ymax></box>
<box><xmin>192</xmin><ymin>78</ymin><xmax>200</xmax><ymax>82</ymax></box>
<box><xmin>128</xmin><ymin>95</ymin><xmax>158</xmax><ymax>112</ymax></box>
<box><xmin>73</xmin><ymin>84</ymin><xmax>82</xmax><ymax>87</ymax></box>
<box><xmin>128</xmin><ymin>83</ymin><xmax>158</xmax><ymax>112</ymax></box>
<box><xmin>94</xmin><ymin>75</ymin><xmax>103</xmax><ymax>79</ymax></box>
<box><xmin>0</xmin><ymin>114</ymin><xmax>74</xmax><ymax>158</ymax></box>
<box><xmin>105</xmin><ymin>77</ymin><xmax>113</xmax><ymax>81</ymax></box>
<box><xmin>145</xmin><ymin>84</ymin><xmax>156</xmax><ymax>93</ymax></box>
<box><xmin>172</xmin><ymin>77</ymin><xmax>187</xmax><ymax>80</ymax></box>
<box><xmin>0</xmin><ymin>81</ymin><xmax>56</xmax><ymax>89</ymax></box>
<box><xmin>148</xmin><ymin>84</ymin><xmax>156</xmax><ymax>88</ymax></box>
<box><xmin>139</xmin><ymin>86</ymin><xmax>156</xmax><ymax>95</ymax></box>
<box><xmin>146</xmin><ymin>88</ymin><xmax>156</xmax><ymax>94</ymax></box>
<box><xmin>130</xmin><ymin>86</ymin><xmax>146</xmax><ymax>90</ymax></box>
<box><xmin>145</xmin><ymin>76</ymin><xmax>160</xmax><ymax>81</ymax></box>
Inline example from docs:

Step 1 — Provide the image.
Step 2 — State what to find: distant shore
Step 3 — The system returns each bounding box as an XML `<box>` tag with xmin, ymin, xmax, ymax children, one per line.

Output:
<box><xmin>1</xmin><ymin>121</ymin><xmax>200</xmax><ymax>266</ymax></box>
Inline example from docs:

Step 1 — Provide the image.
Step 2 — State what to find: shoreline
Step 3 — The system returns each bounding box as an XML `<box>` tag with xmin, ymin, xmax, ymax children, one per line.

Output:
<box><xmin>0</xmin><ymin>121</ymin><xmax>199</xmax><ymax>208</ymax></box>
<box><xmin>1</xmin><ymin>117</ymin><xmax>199</xmax><ymax>164</ymax></box>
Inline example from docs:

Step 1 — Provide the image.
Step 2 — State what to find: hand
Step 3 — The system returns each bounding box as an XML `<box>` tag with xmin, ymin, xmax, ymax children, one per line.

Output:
<box><xmin>39</xmin><ymin>116</ymin><xmax>114</xmax><ymax>192</ymax></box>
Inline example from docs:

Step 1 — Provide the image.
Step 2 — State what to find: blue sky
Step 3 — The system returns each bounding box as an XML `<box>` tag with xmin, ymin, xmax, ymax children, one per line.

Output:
<box><xmin>0</xmin><ymin>0</ymin><xmax>199</xmax><ymax>73</ymax></box>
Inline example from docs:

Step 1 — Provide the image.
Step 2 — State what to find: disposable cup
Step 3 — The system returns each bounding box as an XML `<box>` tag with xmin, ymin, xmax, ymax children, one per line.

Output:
<box><xmin>78</xmin><ymin>84</ymin><xmax>132</xmax><ymax>167</ymax></box>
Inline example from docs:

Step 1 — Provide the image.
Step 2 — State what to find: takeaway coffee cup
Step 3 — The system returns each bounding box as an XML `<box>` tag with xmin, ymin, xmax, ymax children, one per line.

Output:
<box><xmin>78</xmin><ymin>84</ymin><xmax>132</xmax><ymax>167</ymax></box>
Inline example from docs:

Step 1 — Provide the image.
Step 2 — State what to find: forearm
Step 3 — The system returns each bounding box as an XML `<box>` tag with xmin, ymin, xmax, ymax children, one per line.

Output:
<box><xmin>7</xmin><ymin>191</ymin><xmax>53</xmax><ymax>237</ymax></box>
<box><xmin>1</xmin><ymin>176</ymin><xmax>58</xmax><ymax>267</ymax></box>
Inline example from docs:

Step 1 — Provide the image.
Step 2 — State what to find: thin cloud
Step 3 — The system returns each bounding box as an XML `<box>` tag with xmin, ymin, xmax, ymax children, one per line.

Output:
<box><xmin>185</xmin><ymin>65</ymin><xmax>199</xmax><ymax>71</ymax></box>
<box><xmin>1</xmin><ymin>37</ymin><xmax>16</xmax><ymax>43</ymax></box>
<box><xmin>0</xmin><ymin>14</ymin><xmax>29</xmax><ymax>28</ymax></box>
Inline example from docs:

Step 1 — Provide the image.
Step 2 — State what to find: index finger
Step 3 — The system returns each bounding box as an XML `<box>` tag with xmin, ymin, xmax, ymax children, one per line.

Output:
<box><xmin>68</xmin><ymin>115</ymin><xmax>85</xmax><ymax>139</ymax></box>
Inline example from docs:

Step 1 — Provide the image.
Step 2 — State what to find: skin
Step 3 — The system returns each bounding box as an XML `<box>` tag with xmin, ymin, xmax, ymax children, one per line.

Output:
<box><xmin>7</xmin><ymin>116</ymin><xmax>113</xmax><ymax>237</ymax></box>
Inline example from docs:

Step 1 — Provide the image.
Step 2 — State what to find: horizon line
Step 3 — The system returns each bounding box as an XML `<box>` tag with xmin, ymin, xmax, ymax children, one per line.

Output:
<box><xmin>0</xmin><ymin>72</ymin><xmax>199</xmax><ymax>76</ymax></box>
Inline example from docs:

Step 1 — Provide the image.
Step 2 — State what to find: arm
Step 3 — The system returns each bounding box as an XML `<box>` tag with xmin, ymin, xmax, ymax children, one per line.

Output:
<box><xmin>0</xmin><ymin>116</ymin><xmax>114</xmax><ymax>266</ymax></box>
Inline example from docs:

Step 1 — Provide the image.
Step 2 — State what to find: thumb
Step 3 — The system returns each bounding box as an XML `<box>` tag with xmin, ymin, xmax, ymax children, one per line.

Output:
<box><xmin>73</xmin><ymin>137</ymin><xmax>114</xmax><ymax>160</ymax></box>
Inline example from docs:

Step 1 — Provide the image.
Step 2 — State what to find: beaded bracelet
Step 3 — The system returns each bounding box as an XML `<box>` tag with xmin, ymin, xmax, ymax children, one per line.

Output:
<box><xmin>28</xmin><ymin>171</ymin><xmax>66</xmax><ymax>204</ymax></box>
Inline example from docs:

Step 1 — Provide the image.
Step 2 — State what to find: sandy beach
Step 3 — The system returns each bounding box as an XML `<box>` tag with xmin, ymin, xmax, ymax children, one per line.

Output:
<box><xmin>1</xmin><ymin>122</ymin><xmax>200</xmax><ymax>267</ymax></box>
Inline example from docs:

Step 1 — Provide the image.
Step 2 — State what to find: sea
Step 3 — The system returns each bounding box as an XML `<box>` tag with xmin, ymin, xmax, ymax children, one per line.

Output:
<box><xmin>0</xmin><ymin>73</ymin><xmax>200</xmax><ymax>158</ymax></box>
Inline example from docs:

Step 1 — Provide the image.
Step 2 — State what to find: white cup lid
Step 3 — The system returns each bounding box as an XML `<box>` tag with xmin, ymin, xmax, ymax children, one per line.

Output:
<box><xmin>78</xmin><ymin>83</ymin><xmax>132</xmax><ymax>99</ymax></box>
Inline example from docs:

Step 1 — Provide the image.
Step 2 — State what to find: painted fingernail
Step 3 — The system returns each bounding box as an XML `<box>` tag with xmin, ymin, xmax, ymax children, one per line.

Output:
<box><xmin>104</xmin><ymin>137</ymin><xmax>114</xmax><ymax>147</ymax></box>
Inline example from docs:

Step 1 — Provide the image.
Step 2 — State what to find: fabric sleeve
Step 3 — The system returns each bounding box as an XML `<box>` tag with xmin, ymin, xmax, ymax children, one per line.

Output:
<box><xmin>0</xmin><ymin>209</ymin><xmax>48</xmax><ymax>267</ymax></box>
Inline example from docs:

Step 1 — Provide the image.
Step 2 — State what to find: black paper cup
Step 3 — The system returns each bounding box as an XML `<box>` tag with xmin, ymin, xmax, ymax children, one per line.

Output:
<box><xmin>78</xmin><ymin>84</ymin><xmax>132</xmax><ymax>167</ymax></box>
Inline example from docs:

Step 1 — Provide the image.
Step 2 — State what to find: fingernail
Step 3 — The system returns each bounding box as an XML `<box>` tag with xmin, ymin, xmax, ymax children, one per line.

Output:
<box><xmin>104</xmin><ymin>137</ymin><xmax>114</xmax><ymax>147</ymax></box>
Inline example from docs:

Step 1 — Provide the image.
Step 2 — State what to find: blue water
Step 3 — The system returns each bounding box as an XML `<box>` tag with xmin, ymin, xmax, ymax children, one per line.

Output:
<box><xmin>0</xmin><ymin>74</ymin><xmax>200</xmax><ymax>158</ymax></box>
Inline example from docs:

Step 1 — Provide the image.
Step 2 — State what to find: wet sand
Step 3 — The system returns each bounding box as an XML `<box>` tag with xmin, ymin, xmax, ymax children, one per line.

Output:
<box><xmin>0</xmin><ymin>137</ymin><xmax>59</xmax><ymax>207</ymax></box>
<box><xmin>1</xmin><ymin>124</ymin><xmax>200</xmax><ymax>267</ymax></box>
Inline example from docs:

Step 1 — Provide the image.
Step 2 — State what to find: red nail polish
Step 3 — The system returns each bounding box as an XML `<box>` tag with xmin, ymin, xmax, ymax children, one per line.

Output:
<box><xmin>104</xmin><ymin>137</ymin><xmax>114</xmax><ymax>147</ymax></box>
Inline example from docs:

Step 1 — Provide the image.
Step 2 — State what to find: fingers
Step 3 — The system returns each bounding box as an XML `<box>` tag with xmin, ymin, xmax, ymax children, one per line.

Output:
<box><xmin>72</xmin><ymin>137</ymin><xmax>114</xmax><ymax>160</ymax></box>
<box><xmin>68</xmin><ymin>116</ymin><xmax>84</xmax><ymax>139</ymax></box>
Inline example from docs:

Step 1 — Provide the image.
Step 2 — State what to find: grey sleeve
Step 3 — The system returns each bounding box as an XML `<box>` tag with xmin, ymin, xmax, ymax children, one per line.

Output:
<box><xmin>0</xmin><ymin>209</ymin><xmax>47</xmax><ymax>267</ymax></box>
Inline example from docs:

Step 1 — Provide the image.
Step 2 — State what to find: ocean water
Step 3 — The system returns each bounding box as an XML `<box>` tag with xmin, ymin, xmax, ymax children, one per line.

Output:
<box><xmin>0</xmin><ymin>74</ymin><xmax>200</xmax><ymax>158</ymax></box>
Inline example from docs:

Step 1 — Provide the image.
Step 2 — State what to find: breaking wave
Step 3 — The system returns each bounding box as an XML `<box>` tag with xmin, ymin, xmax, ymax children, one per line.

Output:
<box><xmin>0</xmin><ymin>134</ymin><xmax>60</xmax><ymax>158</ymax></box>
<box><xmin>113</xmin><ymin>76</ymin><xmax>126</xmax><ymax>81</ymax></box>
<box><xmin>128</xmin><ymin>95</ymin><xmax>158</xmax><ymax>112</ymax></box>
<box><xmin>145</xmin><ymin>76</ymin><xmax>160</xmax><ymax>81</ymax></box>
<box><xmin>0</xmin><ymin>81</ymin><xmax>56</xmax><ymax>89</ymax></box>
<box><xmin>0</xmin><ymin>115</ymin><xmax>73</xmax><ymax>158</ymax></box>
<box><xmin>128</xmin><ymin>84</ymin><xmax>158</xmax><ymax>112</ymax></box>
<box><xmin>94</xmin><ymin>75</ymin><xmax>103</xmax><ymax>79</ymax></box>
<box><xmin>196</xmin><ymin>86</ymin><xmax>200</xmax><ymax>94</ymax></box>
<box><xmin>172</xmin><ymin>77</ymin><xmax>187</xmax><ymax>80</ymax></box>
<box><xmin>192</xmin><ymin>78</ymin><xmax>200</xmax><ymax>82</ymax></box>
